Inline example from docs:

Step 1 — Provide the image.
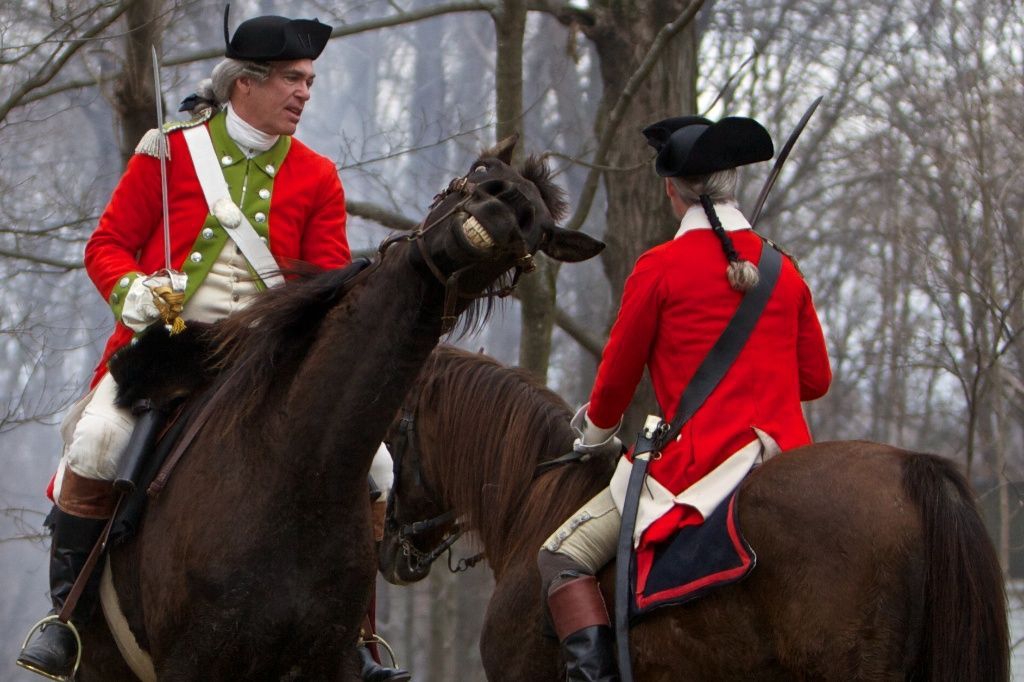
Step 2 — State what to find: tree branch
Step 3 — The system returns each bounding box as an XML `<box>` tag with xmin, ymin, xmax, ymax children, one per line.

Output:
<box><xmin>554</xmin><ymin>305</ymin><xmax>605</xmax><ymax>359</ymax></box>
<box><xmin>528</xmin><ymin>0</ymin><xmax>596</xmax><ymax>27</ymax></box>
<box><xmin>0</xmin><ymin>0</ymin><xmax>134</xmax><ymax>121</ymax></box>
<box><xmin>0</xmin><ymin>248</ymin><xmax>82</xmax><ymax>271</ymax></box>
<box><xmin>346</xmin><ymin>200</ymin><xmax>418</xmax><ymax>232</ymax></box>
<box><xmin>16</xmin><ymin>1</ymin><xmax>497</xmax><ymax>108</ymax></box>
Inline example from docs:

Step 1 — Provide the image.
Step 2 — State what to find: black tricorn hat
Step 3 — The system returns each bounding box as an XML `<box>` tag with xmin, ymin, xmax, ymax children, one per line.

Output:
<box><xmin>223</xmin><ymin>5</ymin><xmax>332</xmax><ymax>61</ymax></box>
<box><xmin>646</xmin><ymin>116</ymin><xmax>774</xmax><ymax>177</ymax></box>
<box><xmin>641</xmin><ymin>115</ymin><xmax>712</xmax><ymax>152</ymax></box>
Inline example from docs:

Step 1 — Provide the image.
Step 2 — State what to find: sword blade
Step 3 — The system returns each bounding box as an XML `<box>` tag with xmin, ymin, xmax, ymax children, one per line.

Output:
<box><xmin>151</xmin><ymin>46</ymin><xmax>173</xmax><ymax>277</ymax></box>
<box><xmin>749</xmin><ymin>96</ymin><xmax>823</xmax><ymax>228</ymax></box>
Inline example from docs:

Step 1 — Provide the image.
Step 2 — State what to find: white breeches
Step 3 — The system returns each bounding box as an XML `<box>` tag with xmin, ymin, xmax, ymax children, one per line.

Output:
<box><xmin>56</xmin><ymin>373</ymin><xmax>134</xmax><ymax>492</ymax></box>
<box><xmin>541</xmin><ymin>487</ymin><xmax>621</xmax><ymax>575</ymax></box>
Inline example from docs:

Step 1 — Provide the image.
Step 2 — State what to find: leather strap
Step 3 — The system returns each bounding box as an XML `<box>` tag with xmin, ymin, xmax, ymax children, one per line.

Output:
<box><xmin>182</xmin><ymin>125</ymin><xmax>285</xmax><ymax>289</ymax></box>
<box><xmin>615</xmin><ymin>240</ymin><xmax>783</xmax><ymax>682</ymax></box>
<box><xmin>148</xmin><ymin>376</ymin><xmax>235</xmax><ymax>495</ymax></box>
<box><xmin>614</xmin><ymin>449</ymin><xmax>651</xmax><ymax>682</ymax></box>
<box><xmin>57</xmin><ymin>497</ymin><xmax>122</xmax><ymax>624</ymax></box>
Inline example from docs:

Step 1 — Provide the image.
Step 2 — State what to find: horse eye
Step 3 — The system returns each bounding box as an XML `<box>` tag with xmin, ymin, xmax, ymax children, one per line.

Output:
<box><xmin>472</xmin><ymin>164</ymin><xmax>488</xmax><ymax>174</ymax></box>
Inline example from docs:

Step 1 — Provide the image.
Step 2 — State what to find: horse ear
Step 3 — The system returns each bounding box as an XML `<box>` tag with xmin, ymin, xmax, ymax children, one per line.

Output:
<box><xmin>541</xmin><ymin>226</ymin><xmax>605</xmax><ymax>263</ymax></box>
<box><xmin>482</xmin><ymin>133</ymin><xmax>519</xmax><ymax>164</ymax></box>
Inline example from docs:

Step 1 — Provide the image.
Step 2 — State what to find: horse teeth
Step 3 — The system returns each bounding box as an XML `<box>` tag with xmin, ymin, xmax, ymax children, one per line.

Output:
<box><xmin>463</xmin><ymin>216</ymin><xmax>495</xmax><ymax>250</ymax></box>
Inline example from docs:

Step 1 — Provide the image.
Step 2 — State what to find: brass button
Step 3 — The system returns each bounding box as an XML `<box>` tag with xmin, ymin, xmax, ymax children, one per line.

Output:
<box><xmin>190</xmin><ymin>252</ymin><xmax>202</xmax><ymax>263</ymax></box>
<box><xmin>258</xmin><ymin>188</ymin><xmax>271</xmax><ymax>200</ymax></box>
<box><xmin>202</xmin><ymin>228</ymin><xmax>215</xmax><ymax>239</ymax></box>
<box><xmin>254</xmin><ymin>212</ymin><xmax>266</xmax><ymax>223</ymax></box>
<box><xmin>221</xmin><ymin>155</ymin><xmax>233</xmax><ymax>166</ymax></box>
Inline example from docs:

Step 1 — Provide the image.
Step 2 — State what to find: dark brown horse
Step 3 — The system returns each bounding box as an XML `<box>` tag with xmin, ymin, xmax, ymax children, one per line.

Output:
<box><xmin>71</xmin><ymin>137</ymin><xmax>604</xmax><ymax>680</ymax></box>
<box><xmin>379</xmin><ymin>346</ymin><xmax>1010</xmax><ymax>681</ymax></box>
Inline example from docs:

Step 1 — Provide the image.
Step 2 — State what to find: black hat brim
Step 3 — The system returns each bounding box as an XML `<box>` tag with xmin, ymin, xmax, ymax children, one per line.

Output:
<box><xmin>654</xmin><ymin>117</ymin><xmax>774</xmax><ymax>177</ymax></box>
<box><xmin>226</xmin><ymin>15</ymin><xmax>333</xmax><ymax>61</ymax></box>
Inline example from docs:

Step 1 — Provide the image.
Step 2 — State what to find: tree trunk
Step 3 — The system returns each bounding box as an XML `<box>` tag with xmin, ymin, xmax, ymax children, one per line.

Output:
<box><xmin>581</xmin><ymin>2</ymin><xmax>699</xmax><ymax>430</ymax></box>
<box><xmin>492</xmin><ymin>0</ymin><xmax>526</xmax><ymax>146</ymax></box>
<box><xmin>491</xmin><ymin>0</ymin><xmax>558</xmax><ymax>378</ymax></box>
<box><xmin>517</xmin><ymin>259</ymin><xmax>558</xmax><ymax>380</ymax></box>
<box><xmin>114</xmin><ymin>0</ymin><xmax>164</xmax><ymax>167</ymax></box>
<box><xmin>517</xmin><ymin>0</ymin><xmax>700</xmax><ymax>387</ymax></box>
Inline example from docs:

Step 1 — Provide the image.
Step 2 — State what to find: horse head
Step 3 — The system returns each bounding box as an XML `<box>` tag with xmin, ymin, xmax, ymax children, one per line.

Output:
<box><xmin>392</xmin><ymin>134</ymin><xmax>603</xmax><ymax>331</ymax></box>
<box><xmin>377</xmin><ymin>346</ymin><xmax>597</xmax><ymax>586</ymax></box>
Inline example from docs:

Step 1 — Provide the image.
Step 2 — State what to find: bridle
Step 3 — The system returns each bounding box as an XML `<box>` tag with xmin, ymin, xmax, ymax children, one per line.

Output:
<box><xmin>383</xmin><ymin>404</ymin><xmax>597</xmax><ymax>575</ymax></box>
<box><xmin>383</xmin><ymin>408</ymin><xmax>484</xmax><ymax>575</ymax></box>
<box><xmin>379</xmin><ymin>173</ymin><xmax>538</xmax><ymax>334</ymax></box>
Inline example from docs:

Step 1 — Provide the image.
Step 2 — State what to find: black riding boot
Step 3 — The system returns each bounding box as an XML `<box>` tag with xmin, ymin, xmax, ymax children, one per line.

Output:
<box><xmin>547</xmin><ymin>573</ymin><xmax>620</xmax><ymax>682</ymax></box>
<box><xmin>358</xmin><ymin>612</ymin><xmax>412</xmax><ymax>682</ymax></box>
<box><xmin>17</xmin><ymin>508</ymin><xmax>108</xmax><ymax>681</ymax></box>
<box><xmin>358</xmin><ymin>642</ymin><xmax>412</xmax><ymax>682</ymax></box>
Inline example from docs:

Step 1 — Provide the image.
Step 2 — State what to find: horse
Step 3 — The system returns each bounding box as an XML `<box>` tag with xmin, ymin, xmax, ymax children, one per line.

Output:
<box><xmin>378</xmin><ymin>345</ymin><xmax>1010</xmax><ymax>681</ymax></box>
<box><xmin>67</xmin><ymin>136</ymin><xmax>604</xmax><ymax>681</ymax></box>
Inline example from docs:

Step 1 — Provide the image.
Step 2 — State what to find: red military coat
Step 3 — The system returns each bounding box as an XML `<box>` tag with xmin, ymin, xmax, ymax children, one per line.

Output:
<box><xmin>588</xmin><ymin>224</ymin><xmax>831</xmax><ymax>549</ymax></box>
<box><xmin>84</xmin><ymin>109</ymin><xmax>350</xmax><ymax>386</ymax></box>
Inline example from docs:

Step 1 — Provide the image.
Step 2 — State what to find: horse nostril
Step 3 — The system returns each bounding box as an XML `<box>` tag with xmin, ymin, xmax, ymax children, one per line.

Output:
<box><xmin>477</xmin><ymin>179</ymin><xmax>510</xmax><ymax>196</ymax></box>
<box><xmin>476</xmin><ymin>181</ymin><xmax>534</xmax><ymax>228</ymax></box>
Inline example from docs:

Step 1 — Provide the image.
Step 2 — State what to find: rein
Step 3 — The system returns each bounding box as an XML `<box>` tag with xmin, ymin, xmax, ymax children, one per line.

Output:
<box><xmin>384</xmin><ymin>406</ymin><xmax>591</xmax><ymax>574</ymax></box>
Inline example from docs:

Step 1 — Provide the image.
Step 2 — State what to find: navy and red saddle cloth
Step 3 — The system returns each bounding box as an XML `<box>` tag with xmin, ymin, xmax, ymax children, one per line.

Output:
<box><xmin>628</xmin><ymin>487</ymin><xmax>755</xmax><ymax>619</ymax></box>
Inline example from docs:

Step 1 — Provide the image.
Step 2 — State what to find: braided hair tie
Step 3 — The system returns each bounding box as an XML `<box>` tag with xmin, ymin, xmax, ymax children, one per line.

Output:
<box><xmin>699</xmin><ymin>194</ymin><xmax>759</xmax><ymax>292</ymax></box>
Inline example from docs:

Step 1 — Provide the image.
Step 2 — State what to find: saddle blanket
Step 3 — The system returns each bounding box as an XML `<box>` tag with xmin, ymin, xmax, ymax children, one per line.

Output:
<box><xmin>629</xmin><ymin>487</ymin><xmax>755</xmax><ymax>616</ymax></box>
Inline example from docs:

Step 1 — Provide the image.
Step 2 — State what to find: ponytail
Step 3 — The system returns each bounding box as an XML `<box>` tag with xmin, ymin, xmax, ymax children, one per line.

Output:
<box><xmin>698</xmin><ymin>194</ymin><xmax>759</xmax><ymax>292</ymax></box>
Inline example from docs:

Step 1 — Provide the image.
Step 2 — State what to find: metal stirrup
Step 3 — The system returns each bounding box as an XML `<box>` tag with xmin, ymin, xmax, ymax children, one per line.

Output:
<box><xmin>17</xmin><ymin>615</ymin><xmax>83</xmax><ymax>682</ymax></box>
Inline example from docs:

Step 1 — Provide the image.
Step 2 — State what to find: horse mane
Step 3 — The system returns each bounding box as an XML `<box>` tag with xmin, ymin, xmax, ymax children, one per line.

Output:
<box><xmin>201</xmin><ymin>260</ymin><xmax>373</xmax><ymax>436</ymax></box>
<box><xmin>195</xmin><ymin>245</ymin><xmax>503</xmax><ymax>438</ymax></box>
<box><xmin>444</xmin><ymin>270</ymin><xmax>515</xmax><ymax>339</ymax></box>
<box><xmin>518</xmin><ymin>155</ymin><xmax>568</xmax><ymax>222</ymax></box>
<box><xmin>411</xmin><ymin>346</ymin><xmax>614</xmax><ymax>576</ymax></box>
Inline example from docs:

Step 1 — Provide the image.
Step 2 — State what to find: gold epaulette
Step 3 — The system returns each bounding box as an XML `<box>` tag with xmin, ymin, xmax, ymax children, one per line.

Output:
<box><xmin>134</xmin><ymin>107</ymin><xmax>217</xmax><ymax>158</ymax></box>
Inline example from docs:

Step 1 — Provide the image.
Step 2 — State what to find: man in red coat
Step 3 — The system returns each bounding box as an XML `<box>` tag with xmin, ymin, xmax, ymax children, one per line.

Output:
<box><xmin>18</xmin><ymin>12</ymin><xmax>404</xmax><ymax>681</ymax></box>
<box><xmin>537</xmin><ymin>116</ymin><xmax>831</xmax><ymax>681</ymax></box>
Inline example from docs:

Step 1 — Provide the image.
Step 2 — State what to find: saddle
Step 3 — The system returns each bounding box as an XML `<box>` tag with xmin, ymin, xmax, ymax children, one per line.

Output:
<box><xmin>106</xmin><ymin>322</ymin><xmax>217</xmax><ymax>544</ymax></box>
<box><xmin>629</xmin><ymin>486</ymin><xmax>754</xmax><ymax>617</ymax></box>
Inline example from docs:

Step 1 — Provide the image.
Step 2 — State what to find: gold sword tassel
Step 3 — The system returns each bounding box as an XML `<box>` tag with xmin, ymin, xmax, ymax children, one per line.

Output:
<box><xmin>151</xmin><ymin>286</ymin><xmax>186</xmax><ymax>335</ymax></box>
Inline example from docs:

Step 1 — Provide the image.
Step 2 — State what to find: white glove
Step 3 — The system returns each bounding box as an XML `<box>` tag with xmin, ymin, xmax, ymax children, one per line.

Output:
<box><xmin>570</xmin><ymin>403</ymin><xmax>624</xmax><ymax>459</ymax></box>
<box><xmin>121</xmin><ymin>272</ymin><xmax>187</xmax><ymax>332</ymax></box>
<box><xmin>369</xmin><ymin>442</ymin><xmax>395</xmax><ymax>496</ymax></box>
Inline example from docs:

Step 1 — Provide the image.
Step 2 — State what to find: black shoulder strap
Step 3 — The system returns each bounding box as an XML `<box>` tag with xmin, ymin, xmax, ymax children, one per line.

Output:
<box><xmin>656</xmin><ymin>240</ymin><xmax>782</xmax><ymax>448</ymax></box>
<box><xmin>615</xmin><ymin>239</ymin><xmax>783</xmax><ymax>682</ymax></box>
